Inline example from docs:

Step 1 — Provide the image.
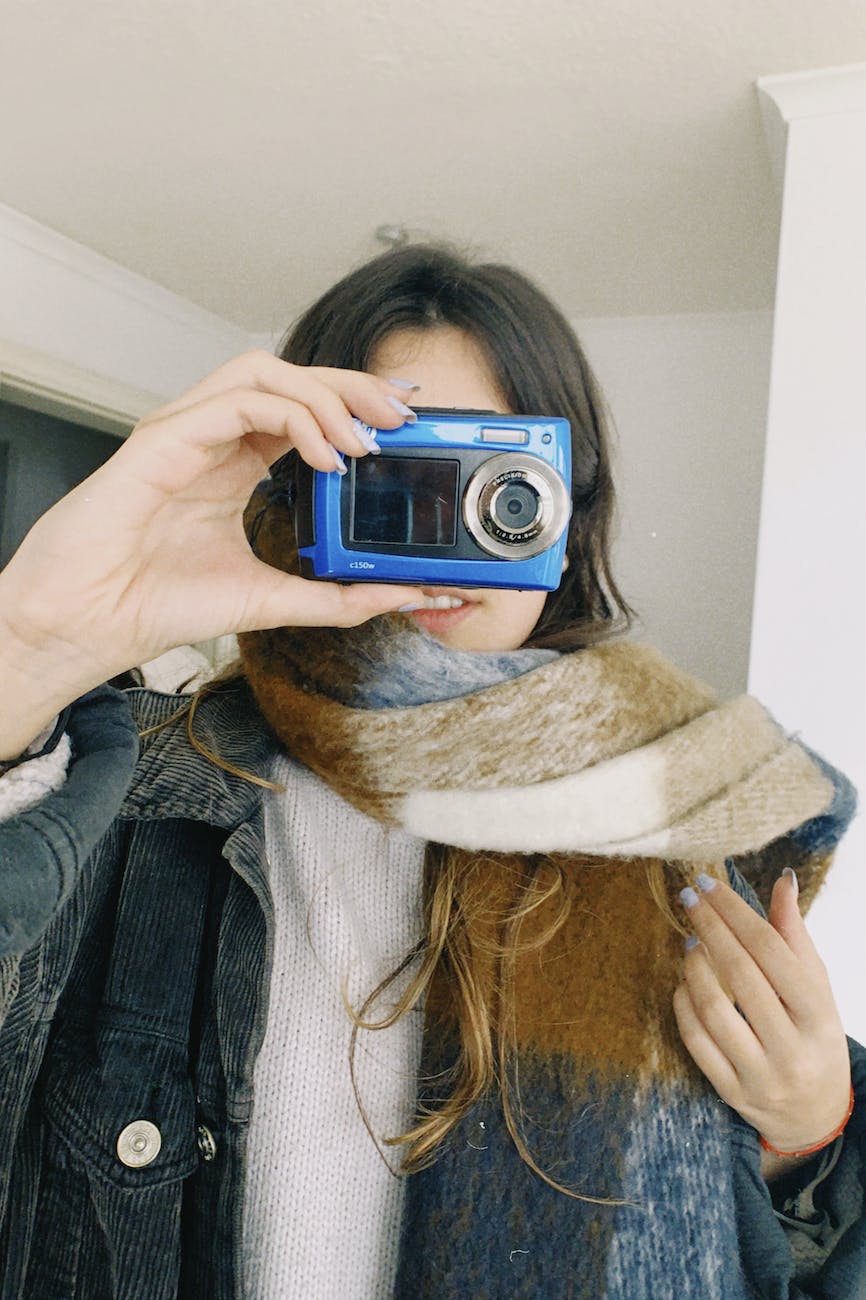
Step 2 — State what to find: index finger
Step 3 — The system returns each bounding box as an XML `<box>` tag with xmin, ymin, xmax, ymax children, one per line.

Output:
<box><xmin>681</xmin><ymin>874</ymin><xmax>822</xmax><ymax>1030</ymax></box>
<box><xmin>139</xmin><ymin>350</ymin><xmax>416</xmax><ymax>433</ymax></box>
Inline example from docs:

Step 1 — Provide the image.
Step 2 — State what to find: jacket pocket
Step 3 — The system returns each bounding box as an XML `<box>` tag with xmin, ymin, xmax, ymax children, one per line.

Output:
<box><xmin>38</xmin><ymin>1021</ymin><xmax>199</xmax><ymax>1190</ymax></box>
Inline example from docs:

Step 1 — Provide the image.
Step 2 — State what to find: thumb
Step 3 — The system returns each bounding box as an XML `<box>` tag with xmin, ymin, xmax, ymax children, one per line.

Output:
<box><xmin>767</xmin><ymin>868</ymin><xmax>815</xmax><ymax>959</ymax></box>
<box><xmin>237</xmin><ymin>560</ymin><xmax>419</xmax><ymax>632</ymax></box>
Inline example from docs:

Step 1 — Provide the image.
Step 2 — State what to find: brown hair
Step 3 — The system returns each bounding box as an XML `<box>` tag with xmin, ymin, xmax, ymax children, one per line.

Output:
<box><xmin>275</xmin><ymin>241</ymin><xmax>633</xmax><ymax>647</ymax></box>
<box><xmin>179</xmin><ymin>244</ymin><xmax>655</xmax><ymax>1201</ymax></box>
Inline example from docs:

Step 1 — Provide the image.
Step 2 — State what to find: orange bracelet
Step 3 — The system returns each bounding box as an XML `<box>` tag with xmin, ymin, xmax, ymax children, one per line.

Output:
<box><xmin>760</xmin><ymin>1084</ymin><xmax>855</xmax><ymax>1159</ymax></box>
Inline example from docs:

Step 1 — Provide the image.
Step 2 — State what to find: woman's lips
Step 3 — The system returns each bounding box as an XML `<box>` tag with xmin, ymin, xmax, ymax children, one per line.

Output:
<box><xmin>408</xmin><ymin>604</ymin><xmax>476</xmax><ymax>633</ymax></box>
<box><xmin>400</xmin><ymin>590</ymin><xmax>479</xmax><ymax>632</ymax></box>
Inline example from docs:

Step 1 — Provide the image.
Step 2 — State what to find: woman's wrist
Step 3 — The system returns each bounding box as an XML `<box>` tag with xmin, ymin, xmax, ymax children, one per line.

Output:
<box><xmin>759</xmin><ymin>1083</ymin><xmax>855</xmax><ymax>1160</ymax></box>
<box><xmin>0</xmin><ymin>607</ymin><xmax>111</xmax><ymax>760</ymax></box>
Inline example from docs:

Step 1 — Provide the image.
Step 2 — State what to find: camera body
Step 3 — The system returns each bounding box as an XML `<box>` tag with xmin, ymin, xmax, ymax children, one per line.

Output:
<box><xmin>294</xmin><ymin>408</ymin><xmax>572</xmax><ymax>590</ymax></box>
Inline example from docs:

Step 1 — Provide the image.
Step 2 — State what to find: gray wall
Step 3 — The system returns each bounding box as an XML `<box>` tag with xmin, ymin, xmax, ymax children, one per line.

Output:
<box><xmin>0</xmin><ymin>400</ymin><xmax>121</xmax><ymax>567</ymax></box>
<box><xmin>578</xmin><ymin>310</ymin><xmax>774</xmax><ymax>699</ymax></box>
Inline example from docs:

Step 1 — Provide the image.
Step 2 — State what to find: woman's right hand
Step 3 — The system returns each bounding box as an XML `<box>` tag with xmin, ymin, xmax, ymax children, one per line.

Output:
<box><xmin>0</xmin><ymin>351</ymin><xmax>419</xmax><ymax>757</ymax></box>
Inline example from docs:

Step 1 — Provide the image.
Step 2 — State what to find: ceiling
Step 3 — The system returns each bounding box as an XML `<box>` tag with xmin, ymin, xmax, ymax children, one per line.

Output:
<box><xmin>3</xmin><ymin>0</ymin><xmax>866</xmax><ymax>331</ymax></box>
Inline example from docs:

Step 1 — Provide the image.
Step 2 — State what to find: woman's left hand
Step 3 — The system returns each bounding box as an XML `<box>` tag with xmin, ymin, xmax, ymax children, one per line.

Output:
<box><xmin>672</xmin><ymin>869</ymin><xmax>851</xmax><ymax>1154</ymax></box>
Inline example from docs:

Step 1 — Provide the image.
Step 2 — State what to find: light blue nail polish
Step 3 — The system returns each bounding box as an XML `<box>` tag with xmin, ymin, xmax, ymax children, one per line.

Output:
<box><xmin>679</xmin><ymin>886</ymin><xmax>699</xmax><ymax>909</ymax></box>
<box><xmin>385</xmin><ymin>396</ymin><xmax>418</xmax><ymax>421</ymax></box>
<box><xmin>695</xmin><ymin>873</ymin><xmax>717</xmax><ymax>893</ymax></box>
<box><xmin>329</xmin><ymin>446</ymin><xmax>347</xmax><ymax>475</ymax></box>
<box><xmin>351</xmin><ymin>418</ymin><xmax>381</xmax><ymax>453</ymax></box>
<box><xmin>388</xmin><ymin>377</ymin><xmax>421</xmax><ymax>390</ymax></box>
<box><xmin>684</xmin><ymin>935</ymin><xmax>700</xmax><ymax>952</ymax></box>
<box><xmin>398</xmin><ymin>603</ymin><xmax>425</xmax><ymax>612</ymax></box>
<box><xmin>782</xmin><ymin>866</ymin><xmax>799</xmax><ymax>900</ymax></box>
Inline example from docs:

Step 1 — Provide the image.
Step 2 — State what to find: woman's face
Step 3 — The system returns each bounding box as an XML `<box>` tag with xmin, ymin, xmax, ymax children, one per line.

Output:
<box><xmin>368</xmin><ymin>326</ymin><xmax>549</xmax><ymax>653</ymax></box>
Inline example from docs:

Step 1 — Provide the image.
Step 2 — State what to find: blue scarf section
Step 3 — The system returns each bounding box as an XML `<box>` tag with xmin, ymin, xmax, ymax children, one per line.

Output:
<box><xmin>339</xmin><ymin>625</ymin><xmax>558</xmax><ymax>710</ymax></box>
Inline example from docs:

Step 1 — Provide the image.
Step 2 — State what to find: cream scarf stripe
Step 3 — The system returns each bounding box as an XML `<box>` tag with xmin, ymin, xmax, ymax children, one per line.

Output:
<box><xmin>241</xmin><ymin>636</ymin><xmax>834</xmax><ymax>864</ymax></box>
<box><xmin>398</xmin><ymin>715</ymin><xmax>833</xmax><ymax>857</ymax></box>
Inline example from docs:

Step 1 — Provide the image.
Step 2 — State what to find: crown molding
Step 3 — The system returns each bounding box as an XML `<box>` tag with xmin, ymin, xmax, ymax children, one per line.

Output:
<box><xmin>758</xmin><ymin>61</ymin><xmax>866</xmax><ymax>122</ymax></box>
<box><xmin>757</xmin><ymin>61</ymin><xmax>866</xmax><ymax>193</ymax></box>
<box><xmin>0</xmin><ymin>201</ymin><xmax>246</xmax><ymax>341</ymax></box>
<box><xmin>0</xmin><ymin>339</ymin><xmax>159</xmax><ymax>435</ymax></box>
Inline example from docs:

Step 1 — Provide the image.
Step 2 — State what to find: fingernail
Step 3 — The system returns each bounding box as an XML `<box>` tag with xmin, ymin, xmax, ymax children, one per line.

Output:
<box><xmin>388</xmin><ymin>377</ymin><xmax>421</xmax><ymax>390</ymax></box>
<box><xmin>351</xmin><ymin>418</ymin><xmax>381</xmax><ymax>453</ymax></box>
<box><xmin>695</xmin><ymin>873</ymin><xmax>717</xmax><ymax>893</ymax></box>
<box><xmin>684</xmin><ymin>935</ymin><xmax>700</xmax><ymax>952</ymax></box>
<box><xmin>385</xmin><ymin>396</ymin><xmax>418</xmax><ymax>422</ymax></box>
<box><xmin>329</xmin><ymin>445</ymin><xmax>348</xmax><ymax>475</ymax></box>
<box><xmin>679</xmin><ymin>887</ymin><xmax>699</xmax><ymax>910</ymax></box>
<box><xmin>782</xmin><ymin>867</ymin><xmax>799</xmax><ymax>900</ymax></box>
<box><xmin>398</xmin><ymin>602</ymin><xmax>425</xmax><ymax>612</ymax></box>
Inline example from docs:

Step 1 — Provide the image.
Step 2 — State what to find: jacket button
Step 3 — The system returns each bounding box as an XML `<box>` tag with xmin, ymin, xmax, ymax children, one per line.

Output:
<box><xmin>116</xmin><ymin>1120</ymin><xmax>162</xmax><ymax>1168</ymax></box>
<box><xmin>196</xmin><ymin>1123</ymin><xmax>217</xmax><ymax>1163</ymax></box>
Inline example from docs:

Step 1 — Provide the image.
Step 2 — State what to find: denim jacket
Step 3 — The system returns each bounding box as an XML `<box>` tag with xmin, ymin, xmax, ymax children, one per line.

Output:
<box><xmin>0</xmin><ymin>683</ymin><xmax>864</xmax><ymax>1299</ymax></box>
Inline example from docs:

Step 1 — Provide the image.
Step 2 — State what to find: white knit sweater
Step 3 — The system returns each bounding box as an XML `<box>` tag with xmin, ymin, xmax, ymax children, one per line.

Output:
<box><xmin>242</xmin><ymin>752</ymin><xmax>426</xmax><ymax>1299</ymax></box>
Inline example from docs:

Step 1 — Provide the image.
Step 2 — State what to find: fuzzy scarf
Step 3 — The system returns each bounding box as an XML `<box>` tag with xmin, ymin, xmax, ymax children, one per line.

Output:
<box><xmin>238</xmin><ymin>453</ymin><xmax>852</xmax><ymax>1299</ymax></box>
<box><xmin>236</xmin><ymin>610</ymin><xmax>853</xmax><ymax>1298</ymax></box>
<box><xmin>239</xmin><ymin>620</ymin><xmax>834</xmax><ymax>866</ymax></box>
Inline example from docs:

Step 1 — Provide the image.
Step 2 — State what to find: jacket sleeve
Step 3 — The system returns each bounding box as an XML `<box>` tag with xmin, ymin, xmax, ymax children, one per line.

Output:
<box><xmin>729</xmin><ymin>1033</ymin><xmax>866</xmax><ymax>1298</ymax></box>
<box><xmin>726</xmin><ymin>847</ymin><xmax>866</xmax><ymax>1296</ymax></box>
<box><xmin>0</xmin><ymin>685</ymin><xmax>139</xmax><ymax>971</ymax></box>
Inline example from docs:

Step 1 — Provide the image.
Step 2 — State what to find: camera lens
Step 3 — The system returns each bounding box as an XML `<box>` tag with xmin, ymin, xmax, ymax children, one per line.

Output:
<box><xmin>490</xmin><ymin>480</ymin><xmax>541</xmax><ymax>533</ymax></box>
<box><xmin>463</xmin><ymin>452</ymin><xmax>570</xmax><ymax>561</ymax></box>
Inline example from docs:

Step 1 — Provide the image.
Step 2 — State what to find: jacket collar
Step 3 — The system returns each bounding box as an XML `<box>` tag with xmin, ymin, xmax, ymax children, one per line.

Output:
<box><xmin>119</xmin><ymin>683</ymin><xmax>280</xmax><ymax>828</ymax></box>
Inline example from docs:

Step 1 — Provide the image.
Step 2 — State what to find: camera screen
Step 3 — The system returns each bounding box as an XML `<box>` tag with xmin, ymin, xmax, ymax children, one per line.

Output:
<box><xmin>351</xmin><ymin>456</ymin><xmax>459</xmax><ymax>546</ymax></box>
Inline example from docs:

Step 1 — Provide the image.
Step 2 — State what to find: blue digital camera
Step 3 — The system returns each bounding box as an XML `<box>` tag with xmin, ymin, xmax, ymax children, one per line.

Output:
<box><xmin>293</xmin><ymin>408</ymin><xmax>572</xmax><ymax>590</ymax></box>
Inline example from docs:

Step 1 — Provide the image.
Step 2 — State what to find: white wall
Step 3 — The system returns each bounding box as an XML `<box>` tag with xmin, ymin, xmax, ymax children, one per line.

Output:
<box><xmin>579</xmin><ymin>311</ymin><xmax>773</xmax><ymax>698</ymax></box>
<box><xmin>751</xmin><ymin>68</ymin><xmax>866</xmax><ymax>1043</ymax></box>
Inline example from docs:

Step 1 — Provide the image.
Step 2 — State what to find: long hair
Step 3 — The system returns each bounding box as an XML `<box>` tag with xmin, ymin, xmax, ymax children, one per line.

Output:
<box><xmin>179</xmin><ymin>245</ymin><xmax>657</xmax><ymax>1200</ymax></box>
<box><xmin>276</xmin><ymin>242</ymin><xmax>632</xmax><ymax>646</ymax></box>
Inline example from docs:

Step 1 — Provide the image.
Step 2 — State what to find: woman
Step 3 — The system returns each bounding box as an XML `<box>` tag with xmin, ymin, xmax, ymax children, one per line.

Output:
<box><xmin>0</xmin><ymin>245</ymin><xmax>862</xmax><ymax>1298</ymax></box>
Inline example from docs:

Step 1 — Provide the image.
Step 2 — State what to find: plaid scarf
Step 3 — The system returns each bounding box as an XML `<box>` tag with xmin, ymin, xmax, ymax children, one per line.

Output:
<box><xmin>237</xmin><ymin>612</ymin><xmax>851</xmax><ymax>1298</ymax></box>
